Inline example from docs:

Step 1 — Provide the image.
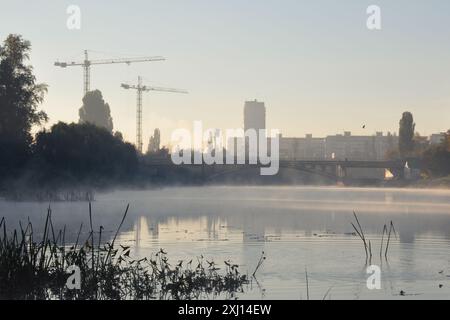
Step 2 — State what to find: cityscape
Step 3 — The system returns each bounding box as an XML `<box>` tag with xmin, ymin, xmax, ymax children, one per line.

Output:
<box><xmin>141</xmin><ymin>99</ymin><xmax>446</xmax><ymax>182</ymax></box>
<box><xmin>182</xmin><ymin>99</ymin><xmax>447</xmax><ymax>162</ymax></box>
<box><xmin>141</xmin><ymin>98</ymin><xmax>446</xmax><ymax>162</ymax></box>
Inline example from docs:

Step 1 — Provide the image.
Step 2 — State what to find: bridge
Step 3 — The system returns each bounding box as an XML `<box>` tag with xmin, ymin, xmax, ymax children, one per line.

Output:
<box><xmin>142</xmin><ymin>158</ymin><xmax>417</xmax><ymax>182</ymax></box>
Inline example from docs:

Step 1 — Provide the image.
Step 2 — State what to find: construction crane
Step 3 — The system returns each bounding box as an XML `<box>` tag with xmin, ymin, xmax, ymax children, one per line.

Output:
<box><xmin>55</xmin><ymin>50</ymin><xmax>165</xmax><ymax>96</ymax></box>
<box><xmin>121</xmin><ymin>76</ymin><xmax>188</xmax><ymax>153</ymax></box>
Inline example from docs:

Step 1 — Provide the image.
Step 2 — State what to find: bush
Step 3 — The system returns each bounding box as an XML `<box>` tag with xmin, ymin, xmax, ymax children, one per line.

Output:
<box><xmin>31</xmin><ymin>122</ymin><xmax>138</xmax><ymax>186</ymax></box>
<box><xmin>422</xmin><ymin>144</ymin><xmax>450</xmax><ymax>178</ymax></box>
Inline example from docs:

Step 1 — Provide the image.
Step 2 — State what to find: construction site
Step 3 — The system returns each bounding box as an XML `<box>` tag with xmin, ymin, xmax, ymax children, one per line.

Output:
<box><xmin>55</xmin><ymin>50</ymin><xmax>188</xmax><ymax>154</ymax></box>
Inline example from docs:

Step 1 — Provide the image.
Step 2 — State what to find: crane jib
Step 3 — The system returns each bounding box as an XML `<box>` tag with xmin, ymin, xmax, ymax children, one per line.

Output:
<box><xmin>54</xmin><ymin>50</ymin><xmax>166</xmax><ymax>95</ymax></box>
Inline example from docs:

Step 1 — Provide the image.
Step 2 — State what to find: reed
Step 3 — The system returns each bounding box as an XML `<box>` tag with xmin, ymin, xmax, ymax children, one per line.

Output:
<box><xmin>384</xmin><ymin>221</ymin><xmax>397</xmax><ymax>258</ymax></box>
<box><xmin>351</xmin><ymin>212</ymin><xmax>397</xmax><ymax>261</ymax></box>
<box><xmin>305</xmin><ymin>267</ymin><xmax>310</xmax><ymax>301</ymax></box>
<box><xmin>0</xmin><ymin>204</ymin><xmax>250</xmax><ymax>300</ymax></box>
<box><xmin>252</xmin><ymin>251</ymin><xmax>266</xmax><ymax>277</ymax></box>
<box><xmin>351</xmin><ymin>211</ymin><xmax>371</xmax><ymax>261</ymax></box>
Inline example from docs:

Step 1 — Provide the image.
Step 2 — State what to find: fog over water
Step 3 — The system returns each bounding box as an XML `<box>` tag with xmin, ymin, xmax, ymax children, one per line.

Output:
<box><xmin>1</xmin><ymin>186</ymin><xmax>449</xmax><ymax>299</ymax></box>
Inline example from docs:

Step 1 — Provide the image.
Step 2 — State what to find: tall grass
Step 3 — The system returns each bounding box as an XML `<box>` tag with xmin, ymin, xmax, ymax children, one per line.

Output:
<box><xmin>0</xmin><ymin>205</ymin><xmax>249</xmax><ymax>300</ymax></box>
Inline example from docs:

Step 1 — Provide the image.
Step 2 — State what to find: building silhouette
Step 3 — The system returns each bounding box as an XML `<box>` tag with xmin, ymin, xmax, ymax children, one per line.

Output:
<box><xmin>147</xmin><ymin>128</ymin><xmax>161</xmax><ymax>154</ymax></box>
<box><xmin>324</xmin><ymin>131</ymin><xmax>398</xmax><ymax>161</ymax></box>
<box><xmin>243</xmin><ymin>100</ymin><xmax>266</xmax><ymax>161</ymax></box>
<box><xmin>229</xmin><ymin>100</ymin><xmax>443</xmax><ymax>164</ymax></box>
<box><xmin>430</xmin><ymin>132</ymin><xmax>446</xmax><ymax>145</ymax></box>
<box><xmin>278</xmin><ymin>134</ymin><xmax>325</xmax><ymax>160</ymax></box>
<box><xmin>244</xmin><ymin>99</ymin><xmax>266</xmax><ymax>133</ymax></box>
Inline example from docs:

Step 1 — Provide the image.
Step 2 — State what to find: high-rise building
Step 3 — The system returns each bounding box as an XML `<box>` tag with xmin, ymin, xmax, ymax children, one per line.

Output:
<box><xmin>244</xmin><ymin>100</ymin><xmax>266</xmax><ymax>133</ymax></box>
<box><xmin>243</xmin><ymin>100</ymin><xmax>266</xmax><ymax>161</ymax></box>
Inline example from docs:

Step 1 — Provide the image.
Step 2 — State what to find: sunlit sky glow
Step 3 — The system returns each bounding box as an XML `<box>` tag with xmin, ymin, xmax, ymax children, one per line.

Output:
<box><xmin>1</xmin><ymin>0</ymin><xmax>449</xmax><ymax>148</ymax></box>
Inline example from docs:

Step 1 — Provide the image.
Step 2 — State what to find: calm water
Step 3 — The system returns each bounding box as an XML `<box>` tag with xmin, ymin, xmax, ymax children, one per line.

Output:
<box><xmin>1</xmin><ymin>186</ymin><xmax>450</xmax><ymax>300</ymax></box>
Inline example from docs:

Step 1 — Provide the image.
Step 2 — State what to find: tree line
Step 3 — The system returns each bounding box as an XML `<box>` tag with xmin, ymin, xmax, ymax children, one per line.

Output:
<box><xmin>0</xmin><ymin>34</ymin><xmax>138</xmax><ymax>189</ymax></box>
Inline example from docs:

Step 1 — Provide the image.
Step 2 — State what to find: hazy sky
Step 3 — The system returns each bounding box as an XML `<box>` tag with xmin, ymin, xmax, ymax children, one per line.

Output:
<box><xmin>1</xmin><ymin>0</ymin><xmax>449</xmax><ymax>148</ymax></box>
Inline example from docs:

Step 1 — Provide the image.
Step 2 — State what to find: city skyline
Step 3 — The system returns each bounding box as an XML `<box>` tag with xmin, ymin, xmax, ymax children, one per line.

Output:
<box><xmin>1</xmin><ymin>0</ymin><xmax>449</xmax><ymax>148</ymax></box>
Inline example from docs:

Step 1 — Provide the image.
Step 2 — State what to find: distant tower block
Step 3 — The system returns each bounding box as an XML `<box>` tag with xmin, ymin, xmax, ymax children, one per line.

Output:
<box><xmin>244</xmin><ymin>99</ymin><xmax>266</xmax><ymax>133</ymax></box>
<box><xmin>244</xmin><ymin>100</ymin><xmax>266</xmax><ymax>161</ymax></box>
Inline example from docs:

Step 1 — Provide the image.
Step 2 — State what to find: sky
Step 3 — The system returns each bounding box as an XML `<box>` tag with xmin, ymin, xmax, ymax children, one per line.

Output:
<box><xmin>1</xmin><ymin>0</ymin><xmax>449</xmax><ymax>149</ymax></box>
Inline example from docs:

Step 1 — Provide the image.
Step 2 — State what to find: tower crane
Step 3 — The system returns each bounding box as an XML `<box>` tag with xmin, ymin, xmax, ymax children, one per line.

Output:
<box><xmin>121</xmin><ymin>76</ymin><xmax>188</xmax><ymax>153</ymax></box>
<box><xmin>55</xmin><ymin>50</ymin><xmax>165</xmax><ymax>96</ymax></box>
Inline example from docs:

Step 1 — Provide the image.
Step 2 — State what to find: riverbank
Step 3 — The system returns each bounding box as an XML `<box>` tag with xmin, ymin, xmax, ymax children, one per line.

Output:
<box><xmin>1</xmin><ymin>177</ymin><xmax>449</xmax><ymax>202</ymax></box>
<box><xmin>408</xmin><ymin>176</ymin><xmax>450</xmax><ymax>189</ymax></box>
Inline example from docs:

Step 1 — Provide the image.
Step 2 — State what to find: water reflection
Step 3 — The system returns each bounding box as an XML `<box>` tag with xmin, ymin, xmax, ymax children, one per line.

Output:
<box><xmin>118</xmin><ymin>205</ymin><xmax>450</xmax><ymax>246</ymax></box>
<box><xmin>0</xmin><ymin>186</ymin><xmax>449</xmax><ymax>299</ymax></box>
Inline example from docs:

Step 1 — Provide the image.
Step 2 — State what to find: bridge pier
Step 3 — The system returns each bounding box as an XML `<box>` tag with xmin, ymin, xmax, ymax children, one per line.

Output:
<box><xmin>336</xmin><ymin>165</ymin><xmax>347</xmax><ymax>180</ymax></box>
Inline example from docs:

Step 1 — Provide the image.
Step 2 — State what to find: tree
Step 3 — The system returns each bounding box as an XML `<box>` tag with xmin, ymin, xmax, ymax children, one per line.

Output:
<box><xmin>399</xmin><ymin>112</ymin><xmax>415</xmax><ymax>156</ymax></box>
<box><xmin>79</xmin><ymin>90</ymin><xmax>113</xmax><ymax>133</ymax></box>
<box><xmin>0</xmin><ymin>34</ymin><xmax>47</xmax><ymax>178</ymax></box>
<box><xmin>422</xmin><ymin>132</ymin><xmax>450</xmax><ymax>178</ymax></box>
<box><xmin>33</xmin><ymin>122</ymin><xmax>138</xmax><ymax>185</ymax></box>
<box><xmin>114</xmin><ymin>131</ymin><xmax>124</xmax><ymax>141</ymax></box>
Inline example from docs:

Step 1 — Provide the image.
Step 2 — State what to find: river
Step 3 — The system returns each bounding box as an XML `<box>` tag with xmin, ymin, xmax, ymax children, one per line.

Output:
<box><xmin>1</xmin><ymin>186</ymin><xmax>449</xmax><ymax>300</ymax></box>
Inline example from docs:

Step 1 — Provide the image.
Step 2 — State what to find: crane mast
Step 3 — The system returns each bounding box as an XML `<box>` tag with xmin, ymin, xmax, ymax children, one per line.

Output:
<box><xmin>83</xmin><ymin>50</ymin><xmax>90</xmax><ymax>95</ymax></box>
<box><xmin>55</xmin><ymin>50</ymin><xmax>165</xmax><ymax>96</ymax></box>
<box><xmin>121</xmin><ymin>76</ymin><xmax>188</xmax><ymax>153</ymax></box>
<box><xmin>137</xmin><ymin>77</ymin><xmax>143</xmax><ymax>154</ymax></box>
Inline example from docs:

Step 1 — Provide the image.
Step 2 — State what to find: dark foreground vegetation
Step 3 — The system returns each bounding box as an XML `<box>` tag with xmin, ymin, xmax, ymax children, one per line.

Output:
<box><xmin>0</xmin><ymin>205</ymin><xmax>250</xmax><ymax>300</ymax></box>
<box><xmin>0</xmin><ymin>34</ymin><xmax>136</xmax><ymax>191</ymax></box>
